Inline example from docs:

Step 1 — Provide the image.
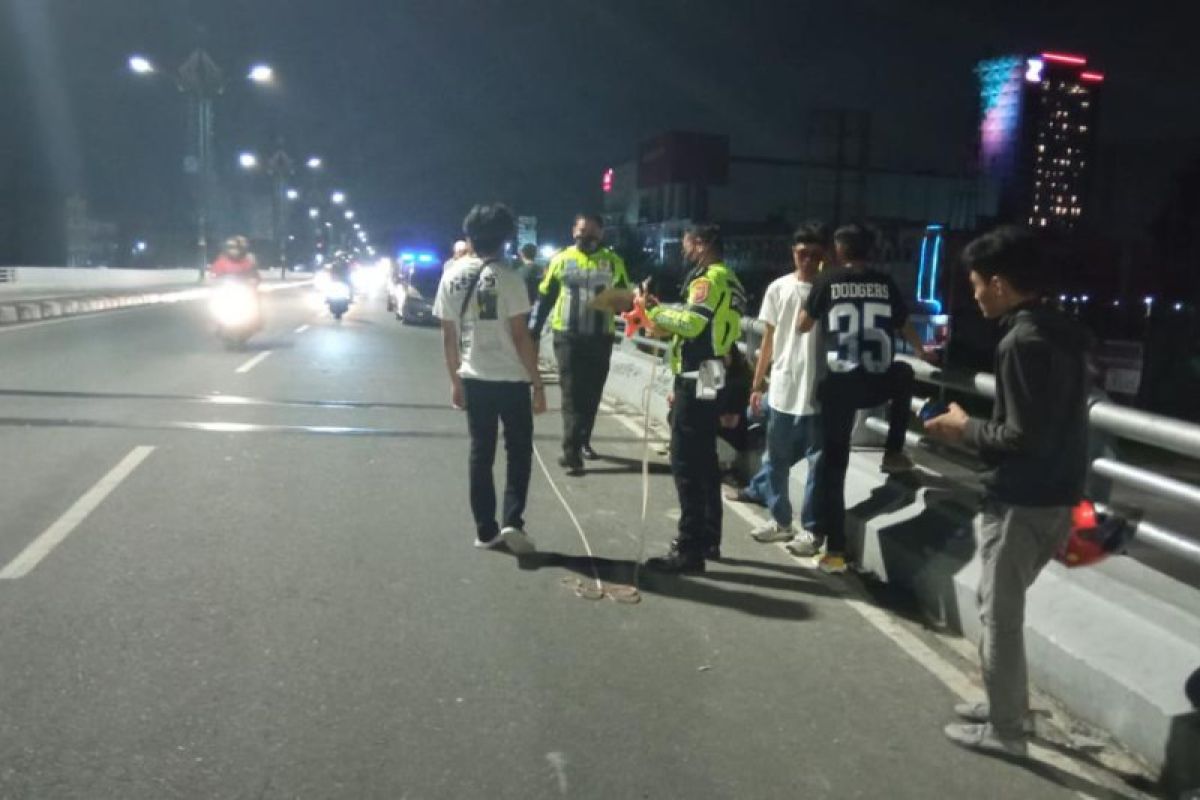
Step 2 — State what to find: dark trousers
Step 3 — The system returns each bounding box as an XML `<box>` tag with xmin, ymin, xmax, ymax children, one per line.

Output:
<box><xmin>670</xmin><ymin>378</ymin><xmax>722</xmax><ymax>553</ymax></box>
<box><xmin>553</xmin><ymin>334</ymin><xmax>613</xmax><ymax>456</ymax></box>
<box><xmin>463</xmin><ymin>379</ymin><xmax>533</xmax><ymax>541</ymax></box>
<box><xmin>813</xmin><ymin>362</ymin><xmax>915</xmax><ymax>554</ymax></box>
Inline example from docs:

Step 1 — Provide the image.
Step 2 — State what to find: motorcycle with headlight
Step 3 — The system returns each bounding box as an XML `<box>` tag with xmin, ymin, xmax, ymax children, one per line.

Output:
<box><xmin>325</xmin><ymin>279</ymin><xmax>352</xmax><ymax>320</ymax></box>
<box><xmin>210</xmin><ymin>279</ymin><xmax>263</xmax><ymax>349</ymax></box>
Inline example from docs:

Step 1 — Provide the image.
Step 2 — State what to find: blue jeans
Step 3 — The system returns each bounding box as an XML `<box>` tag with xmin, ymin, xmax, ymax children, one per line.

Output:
<box><xmin>762</xmin><ymin>409</ymin><xmax>821</xmax><ymax>529</ymax></box>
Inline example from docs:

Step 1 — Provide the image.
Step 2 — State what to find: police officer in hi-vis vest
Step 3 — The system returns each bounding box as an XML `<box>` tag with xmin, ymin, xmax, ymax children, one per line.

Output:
<box><xmin>640</xmin><ymin>224</ymin><xmax>746</xmax><ymax>573</ymax></box>
<box><xmin>531</xmin><ymin>213</ymin><xmax>631</xmax><ymax>475</ymax></box>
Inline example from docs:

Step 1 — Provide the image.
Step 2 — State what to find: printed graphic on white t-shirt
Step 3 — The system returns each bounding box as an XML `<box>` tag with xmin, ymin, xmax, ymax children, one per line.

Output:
<box><xmin>758</xmin><ymin>274</ymin><xmax>823</xmax><ymax>417</ymax></box>
<box><xmin>433</xmin><ymin>257</ymin><xmax>532</xmax><ymax>383</ymax></box>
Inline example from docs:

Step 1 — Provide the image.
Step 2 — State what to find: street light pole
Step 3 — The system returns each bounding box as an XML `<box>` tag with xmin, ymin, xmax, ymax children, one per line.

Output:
<box><xmin>176</xmin><ymin>49</ymin><xmax>225</xmax><ymax>281</ymax></box>
<box><xmin>265</xmin><ymin>149</ymin><xmax>294</xmax><ymax>280</ymax></box>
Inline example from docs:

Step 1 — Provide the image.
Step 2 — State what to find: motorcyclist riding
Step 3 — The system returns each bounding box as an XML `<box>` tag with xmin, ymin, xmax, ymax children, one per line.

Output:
<box><xmin>209</xmin><ymin>236</ymin><xmax>260</xmax><ymax>284</ymax></box>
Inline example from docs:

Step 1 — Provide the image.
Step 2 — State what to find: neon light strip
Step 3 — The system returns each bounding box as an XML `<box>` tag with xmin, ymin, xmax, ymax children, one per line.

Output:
<box><xmin>1080</xmin><ymin>71</ymin><xmax>1105</xmax><ymax>82</ymax></box>
<box><xmin>916</xmin><ymin>234</ymin><xmax>929</xmax><ymax>301</ymax></box>
<box><xmin>929</xmin><ymin>230</ymin><xmax>943</xmax><ymax>311</ymax></box>
<box><xmin>1042</xmin><ymin>52</ymin><xmax>1087</xmax><ymax>65</ymax></box>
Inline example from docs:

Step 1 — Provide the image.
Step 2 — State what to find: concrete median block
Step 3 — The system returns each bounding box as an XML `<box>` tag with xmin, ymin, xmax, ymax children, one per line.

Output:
<box><xmin>39</xmin><ymin>300</ymin><xmax>63</xmax><ymax>317</ymax></box>
<box><xmin>0</xmin><ymin>305</ymin><xmax>17</xmax><ymax>324</ymax></box>
<box><xmin>17</xmin><ymin>303</ymin><xmax>41</xmax><ymax>321</ymax></box>
<box><xmin>61</xmin><ymin>300</ymin><xmax>80</xmax><ymax>314</ymax></box>
<box><xmin>602</xmin><ymin>339</ymin><xmax>1200</xmax><ymax>786</ymax></box>
<box><xmin>842</xmin><ymin>458</ymin><xmax>1200</xmax><ymax>789</ymax></box>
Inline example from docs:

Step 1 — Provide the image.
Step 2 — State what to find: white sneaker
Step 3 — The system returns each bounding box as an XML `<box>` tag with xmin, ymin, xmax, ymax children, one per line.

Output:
<box><xmin>499</xmin><ymin>526</ymin><xmax>536</xmax><ymax>555</ymax></box>
<box><xmin>944</xmin><ymin>722</ymin><xmax>1028</xmax><ymax>757</ymax></box>
<box><xmin>785</xmin><ymin>531</ymin><xmax>824</xmax><ymax>557</ymax></box>
<box><xmin>474</xmin><ymin>532</ymin><xmax>504</xmax><ymax>550</ymax></box>
<box><xmin>750</xmin><ymin>519</ymin><xmax>796</xmax><ymax>543</ymax></box>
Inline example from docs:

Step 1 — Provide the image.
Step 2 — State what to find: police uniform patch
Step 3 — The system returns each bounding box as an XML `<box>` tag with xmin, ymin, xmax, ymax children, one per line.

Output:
<box><xmin>690</xmin><ymin>278</ymin><xmax>711</xmax><ymax>304</ymax></box>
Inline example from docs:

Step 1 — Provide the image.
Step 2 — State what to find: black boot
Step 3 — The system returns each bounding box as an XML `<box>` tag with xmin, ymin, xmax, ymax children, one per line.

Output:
<box><xmin>557</xmin><ymin>450</ymin><xmax>584</xmax><ymax>475</ymax></box>
<box><xmin>646</xmin><ymin>544</ymin><xmax>706</xmax><ymax>574</ymax></box>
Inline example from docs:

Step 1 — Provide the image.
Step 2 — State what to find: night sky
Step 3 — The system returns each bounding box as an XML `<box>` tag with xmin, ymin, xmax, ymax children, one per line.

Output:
<box><xmin>4</xmin><ymin>0</ymin><xmax>1197</xmax><ymax>252</ymax></box>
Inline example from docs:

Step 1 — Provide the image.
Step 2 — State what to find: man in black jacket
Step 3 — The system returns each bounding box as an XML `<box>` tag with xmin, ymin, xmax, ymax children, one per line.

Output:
<box><xmin>925</xmin><ymin>226</ymin><xmax>1090</xmax><ymax>758</ymax></box>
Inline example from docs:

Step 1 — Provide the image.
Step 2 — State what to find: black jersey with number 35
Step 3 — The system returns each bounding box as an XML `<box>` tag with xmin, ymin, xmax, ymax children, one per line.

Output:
<box><xmin>804</xmin><ymin>267</ymin><xmax>909</xmax><ymax>375</ymax></box>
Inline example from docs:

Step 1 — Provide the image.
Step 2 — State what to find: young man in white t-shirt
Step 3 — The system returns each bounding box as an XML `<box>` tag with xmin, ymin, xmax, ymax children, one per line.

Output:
<box><xmin>434</xmin><ymin>203</ymin><xmax>547</xmax><ymax>553</ymax></box>
<box><xmin>746</xmin><ymin>222</ymin><xmax>829</xmax><ymax>549</ymax></box>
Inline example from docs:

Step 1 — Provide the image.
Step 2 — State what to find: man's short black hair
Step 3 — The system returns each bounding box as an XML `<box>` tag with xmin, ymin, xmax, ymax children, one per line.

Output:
<box><xmin>962</xmin><ymin>225</ymin><xmax>1044</xmax><ymax>294</ymax></box>
<box><xmin>519</xmin><ymin>242</ymin><xmax>538</xmax><ymax>260</ymax></box>
<box><xmin>574</xmin><ymin>213</ymin><xmax>604</xmax><ymax>228</ymax></box>
<box><xmin>833</xmin><ymin>223</ymin><xmax>876</xmax><ymax>261</ymax></box>
<box><xmin>685</xmin><ymin>223</ymin><xmax>723</xmax><ymax>255</ymax></box>
<box><xmin>463</xmin><ymin>203</ymin><xmax>516</xmax><ymax>255</ymax></box>
<box><xmin>792</xmin><ymin>221</ymin><xmax>829</xmax><ymax>247</ymax></box>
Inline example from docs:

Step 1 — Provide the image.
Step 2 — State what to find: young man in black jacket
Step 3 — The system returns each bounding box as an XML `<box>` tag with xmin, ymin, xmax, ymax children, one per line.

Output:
<box><xmin>925</xmin><ymin>225</ymin><xmax>1090</xmax><ymax>757</ymax></box>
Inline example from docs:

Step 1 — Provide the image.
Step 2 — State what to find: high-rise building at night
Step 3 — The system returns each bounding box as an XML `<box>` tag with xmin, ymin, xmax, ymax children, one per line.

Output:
<box><xmin>976</xmin><ymin>52</ymin><xmax>1104</xmax><ymax>230</ymax></box>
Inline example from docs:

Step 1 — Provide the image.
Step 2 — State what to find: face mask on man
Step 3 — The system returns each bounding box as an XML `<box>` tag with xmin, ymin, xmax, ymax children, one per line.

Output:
<box><xmin>575</xmin><ymin>235</ymin><xmax>600</xmax><ymax>254</ymax></box>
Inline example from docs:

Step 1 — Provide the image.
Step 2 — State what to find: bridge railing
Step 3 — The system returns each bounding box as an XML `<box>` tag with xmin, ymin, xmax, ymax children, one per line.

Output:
<box><xmin>621</xmin><ymin>317</ymin><xmax>1200</xmax><ymax>572</ymax></box>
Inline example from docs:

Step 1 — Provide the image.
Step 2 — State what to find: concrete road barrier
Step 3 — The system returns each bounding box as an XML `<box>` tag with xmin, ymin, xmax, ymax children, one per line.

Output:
<box><xmin>600</xmin><ymin>334</ymin><xmax>1200</xmax><ymax>789</ymax></box>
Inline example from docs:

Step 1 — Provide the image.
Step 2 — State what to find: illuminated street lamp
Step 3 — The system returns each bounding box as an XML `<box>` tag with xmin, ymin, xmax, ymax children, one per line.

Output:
<box><xmin>247</xmin><ymin>64</ymin><xmax>275</xmax><ymax>84</ymax></box>
<box><xmin>331</xmin><ymin>191</ymin><xmax>346</xmax><ymax>205</ymax></box>
<box><xmin>306</xmin><ymin>156</ymin><xmax>323</xmax><ymax>170</ymax></box>
<box><xmin>344</xmin><ymin>210</ymin><xmax>355</xmax><ymax>221</ymax></box>
<box><xmin>286</xmin><ymin>188</ymin><xmax>299</xmax><ymax>200</ymax></box>
<box><xmin>238</xmin><ymin>152</ymin><xmax>259</xmax><ymax>170</ymax></box>
<box><xmin>126</xmin><ymin>49</ymin><xmax>278</xmax><ymax>278</ymax></box>
<box><xmin>128</xmin><ymin>55</ymin><xmax>156</xmax><ymax>75</ymax></box>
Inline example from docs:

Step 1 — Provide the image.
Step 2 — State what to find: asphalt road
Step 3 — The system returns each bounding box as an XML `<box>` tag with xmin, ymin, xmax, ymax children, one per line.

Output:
<box><xmin>0</xmin><ymin>287</ymin><xmax>1150</xmax><ymax>799</ymax></box>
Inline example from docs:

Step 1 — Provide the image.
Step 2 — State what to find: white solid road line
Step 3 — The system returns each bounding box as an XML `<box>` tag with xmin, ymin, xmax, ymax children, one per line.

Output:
<box><xmin>0</xmin><ymin>446</ymin><xmax>156</xmax><ymax>579</ymax></box>
<box><xmin>294</xmin><ymin>324</ymin><xmax>310</xmax><ymax>334</ymax></box>
<box><xmin>235</xmin><ymin>350</ymin><xmax>272</xmax><ymax>374</ymax></box>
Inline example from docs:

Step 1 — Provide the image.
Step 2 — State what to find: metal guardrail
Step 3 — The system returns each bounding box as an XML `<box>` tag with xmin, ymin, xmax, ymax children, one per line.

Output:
<box><xmin>896</xmin><ymin>353</ymin><xmax>1200</xmax><ymax>570</ymax></box>
<box><xmin>618</xmin><ymin>317</ymin><xmax>1200</xmax><ymax>571</ymax></box>
<box><xmin>0</xmin><ymin>268</ymin><xmax>14</xmax><ymax>284</ymax></box>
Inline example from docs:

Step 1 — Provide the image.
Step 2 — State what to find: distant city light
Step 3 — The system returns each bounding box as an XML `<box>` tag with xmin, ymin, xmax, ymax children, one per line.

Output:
<box><xmin>1174</xmin><ymin>302</ymin><xmax>1184</xmax><ymax>311</ymax></box>
<box><xmin>331</xmin><ymin>191</ymin><xmax>346</xmax><ymax>205</ymax></box>
<box><xmin>602</xmin><ymin>167</ymin><xmax>614</xmax><ymax>193</ymax></box>
<box><xmin>128</xmin><ymin>55</ymin><xmax>155</xmax><ymax>75</ymax></box>
<box><xmin>1080</xmin><ymin>71</ymin><xmax>1105</xmax><ymax>83</ymax></box>
<box><xmin>1081</xmin><ymin>294</ymin><xmax>1090</xmax><ymax>303</ymax></box>
<box><xmin>248</xmin><ymin>64</ymin><xmax>275</xmax><ymax>84</ymax></box>
<box><xmin>344</xmin><ymin>210</ymin><xmax>355</xmax><ymax>220</ymax></box>
<box><xmin>286</xmin><ymin>188</ymin><xmax>299</xmax><ymax>200</ymax></box>
<box><xmin>1042</xmin><ymin>52</ymin><xmax>1088</xmax><ymax>66</ymax></box>
<box><xmin>1025</xmin><ymin>58</ymin><xmax>1044</xmax><ymax>83</ymax></box>
<box><xmin>238</xmin><ymin>152</ymin><xmax>258</xmax><ymax>169</ymax></box>
<box><xmin>308</xmin><ymin>207</ymin><xmax>320</xmax><ymax>219</ymax></box>
<box><xmin>1144</xmin><ymin>295</ymin><xmax>1155</xmax><ymax>305</ymax></box>
<box><xmin>539</xmin><ymin>244</ymin><xmax>558</xmax><ymax>259</ymax></box>
<box><xmin>133</xmin><ymin>240</ymin><xmax>147</xmax><ymax>253</ymax></box>
<box><xmin>306</xmin><ymin>157</ymin><xmax>323</xmax><ymax>170</ymax></box>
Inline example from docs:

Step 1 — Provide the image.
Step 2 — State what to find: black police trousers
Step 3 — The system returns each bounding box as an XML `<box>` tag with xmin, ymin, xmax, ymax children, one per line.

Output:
<box><xmin>553</xmin><ymin>333</ymin><xmax>612</xmax><ymax>457</ymax></box>
<box><xmin>670</xmin><ymin>377</ymin><xmax>722</xmax><ymax>553</ymax></box>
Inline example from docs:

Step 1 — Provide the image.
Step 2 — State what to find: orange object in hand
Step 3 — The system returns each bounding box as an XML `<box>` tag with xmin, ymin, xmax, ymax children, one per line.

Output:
<box><xmin>622</xmin><ymin>296</ymin><xmax>656</xmax><ymax>338</ymax></box>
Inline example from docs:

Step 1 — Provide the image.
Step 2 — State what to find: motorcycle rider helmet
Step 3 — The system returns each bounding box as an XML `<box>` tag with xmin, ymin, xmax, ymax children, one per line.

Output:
<box><xmin>223</xmin><ymin>237</ymin><xmax>247</xmax><ymax>259</ymax></box>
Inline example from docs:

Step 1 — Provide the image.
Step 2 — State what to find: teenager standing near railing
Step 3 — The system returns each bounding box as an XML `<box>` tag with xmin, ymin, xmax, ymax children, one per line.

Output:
<box><xmin>795</xmin><ymin>223</ymin><xmax>931</xmax><ymax>574</ymax></box>
<box><xmin>924</xmin><ymin>225</ymin><xmax>1090</xmax><ymax>757</ymax></box>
